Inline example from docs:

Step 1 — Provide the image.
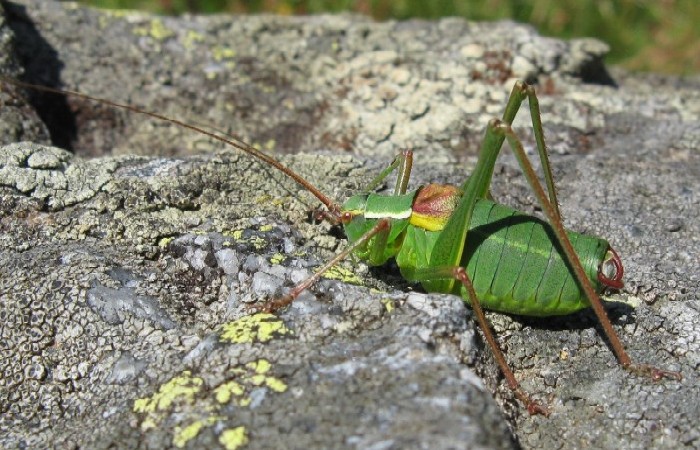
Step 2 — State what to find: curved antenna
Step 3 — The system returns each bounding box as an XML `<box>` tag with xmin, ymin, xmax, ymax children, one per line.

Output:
<box><xmin>1</xmin><ymin>76</ymin><xmax>342</xmax><ymax>216</ymax></box>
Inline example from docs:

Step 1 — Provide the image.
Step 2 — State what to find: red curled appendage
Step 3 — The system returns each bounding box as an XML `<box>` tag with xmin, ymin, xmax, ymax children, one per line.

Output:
<box><xmin>598</xmin><ymin>246</ymin><xmax>624</xmax><ymax>289</ymax></box>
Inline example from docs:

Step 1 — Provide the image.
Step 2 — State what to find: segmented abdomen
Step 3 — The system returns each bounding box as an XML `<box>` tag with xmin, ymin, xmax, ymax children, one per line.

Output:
<box><xmin>461</xmin><ymin>200</ymin><xmax>609</xmax><ymax>316</ymax></box>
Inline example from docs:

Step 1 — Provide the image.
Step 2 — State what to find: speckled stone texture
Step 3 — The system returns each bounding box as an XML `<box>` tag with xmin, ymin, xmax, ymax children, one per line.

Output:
<box><xmin>1</xmin><ymin>1</ymin><xmax>699</xmax><ymax>449</ymax></box>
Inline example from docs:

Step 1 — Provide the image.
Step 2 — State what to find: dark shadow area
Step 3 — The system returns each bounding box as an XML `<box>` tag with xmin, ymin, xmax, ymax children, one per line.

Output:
<box><xmin>2</xmin><ymin>0</ymin><xmax>77</xmax><ymax>151</ymax></box>
<box><xmin>514</xmin><ymin>298</ymin><xmax>634</xmax><ymax>330</ymax></box>
<box><xmin>579</xmin><ymin>54</ymin><xmax>618</xmax><ymax>87</ymax></box>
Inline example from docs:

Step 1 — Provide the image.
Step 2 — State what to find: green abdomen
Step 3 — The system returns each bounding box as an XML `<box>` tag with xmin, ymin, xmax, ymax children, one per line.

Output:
<box><xmin>460</xmin><ymin>200</ymin><xmax>609</xmax><ymax>316</ymax></box>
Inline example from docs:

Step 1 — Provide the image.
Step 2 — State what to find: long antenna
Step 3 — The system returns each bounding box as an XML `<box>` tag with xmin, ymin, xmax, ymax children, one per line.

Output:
<box><xmin>1</xmin><ymin>76</ymin><xmax>342</xmax><ymax>215</ymax></box>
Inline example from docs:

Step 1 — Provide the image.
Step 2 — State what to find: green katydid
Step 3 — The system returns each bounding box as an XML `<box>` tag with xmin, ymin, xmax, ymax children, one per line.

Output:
<box><xmin>2</xmin><ymin>77</ymin><xmax>681</xmax><ymax>416</ymax></box>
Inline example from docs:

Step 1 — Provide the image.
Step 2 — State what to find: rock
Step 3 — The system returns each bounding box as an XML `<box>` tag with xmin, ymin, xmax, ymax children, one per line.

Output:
<box><xmin>1</xmin><ymin>1</ymin><xmax>699</xmax><ymax>449</ymax></box>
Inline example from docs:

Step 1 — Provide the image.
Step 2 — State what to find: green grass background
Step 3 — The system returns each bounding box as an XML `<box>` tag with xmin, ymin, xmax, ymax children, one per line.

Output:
<box><xmin>79</xmin><ymin>0</ymin><xmax>698</xmax><ymax>75</ymax></box>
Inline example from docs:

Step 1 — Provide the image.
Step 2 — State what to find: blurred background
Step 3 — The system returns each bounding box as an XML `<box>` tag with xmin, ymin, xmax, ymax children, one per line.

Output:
<box><xmin>76</xmin><ymin>0</ymin><xmax>698</xmax><ymax>75</ymax></box>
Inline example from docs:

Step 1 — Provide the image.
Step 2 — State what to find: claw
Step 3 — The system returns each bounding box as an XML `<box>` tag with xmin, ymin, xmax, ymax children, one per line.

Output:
<box><xmin>627</xmin><ymin>363</ymin><xmax>682</xmax><ymax>381</ymax></box>
<box><xmin>527</xmin><ymin>401</ymin><xmax>551</xmax><ymax>417</ymax></box>
<box><xmin>249</xmin><ymin>295</ymin><xmax>294</xmax><ymax>314</ymax></box>
<box><xmin>244</xmin><ymin>302</ymin><xmax>265</xmax><ymax>314</ymax></box>
<box><xmin>514</xmin><ymin>386</ymin><xmax>551</xmax><ymax>417</ymax></box>
<box><xmin>652</xmin><ymin>368</ymin><xmax>683</xmax><ymax>381</ymax></box>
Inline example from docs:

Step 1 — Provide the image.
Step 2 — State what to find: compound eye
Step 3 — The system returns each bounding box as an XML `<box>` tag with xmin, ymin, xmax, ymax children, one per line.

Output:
<box><xmin>340</xmin><ymin>211</ymin><xmax>354</xmax><ymax>224</ymax></box>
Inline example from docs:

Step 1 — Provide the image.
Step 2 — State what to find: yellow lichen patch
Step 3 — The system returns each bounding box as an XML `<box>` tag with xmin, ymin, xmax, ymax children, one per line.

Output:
<box><xmin>221</xmin><ymin>226</ymin><xmax>275</xmax><ymax>250</ymax></box>
<box><xmin>219</xmin><ymin>426</ymin><xmax>249</xmax><ymax>450</ymax></box>
<box><xmin>214</xmin><ymin>381</ymin><xmax>245</xmax><ymax>404</ymax></box>
<box><xmin>251</xmin><ymin>237</ymin><xmax>267</xmax><ymax>250</ymax></box>
<box><xmin>132</xmin><ymin>320</ymin><xmax>292</xmax><ymax>447</ymax></box>
<box><xmin>213</xmin><ymin>46</ymin><xmax>237</xmax><ymax>61</ymax></box>
<box><xmin>559</xmin><ymin>348</ymin><xmax>570</xmax><ymax>361</ymax></box>
<box><xmin>150</xmin><ymin>19</ymin><xmax>175</xmax><ymax>40</ymax></box>
<box><xmin>265</xmin><ymin>376</ymin><xmax>288</xmax><ymax>393</ymax></box>
<box><xmin>158</xmin><ymin>236</ymin><xmax>174</xmax><ymax>248</ymax></box>
<box><xmin>219</xmin><ymin>313</ymin><xmax>292</xmax><ymax>344</ymax></box>
<box><xmin>243</xmin><ymin>359</ymin><xmax>287</xmax><ymax>393</ymax></box>
<box><xmin>102</xmin><ymin>8</ymin><xmax>131</xmax><ymax>17</ymax></box>
<box><xmin>247</xmin><ymin>359</ymin><xmax>271</xmax><ymax>374</ymax></box>
<box><xmin>270</xmin><ymin>253</ymin><xmax>284</xmax><ymax>265</ymax></box>
<box><xmin>173</xmin><ymin>416</ymin><xmax>220</xmax><ymax>448</ymax></box>
<box><xmin>132</xmin><ymin>358</ymin><xmax>287</xmax><ymax>448</ymax></box>
<box><xmin>255</xmin><ymin>194</ymin><xmax>272</xmax><ymax>203</ymax></box>
<box><xmin>381</xmin><ymin>298</ymin><xmax>396</xmax><ymax>313</ymax></box>
<box><xmin>333</xmin><ymin>320</ymin><xmax>353</xmax><ymax>334</ymax></box>
<box><xmin>183</xmin><ymin>30</ymin><xmax>205</xmax><ymax>49</ymax></box>
<box><xmin>321</xmin><ymin>265</ymin><xmax>363</xmax><ymax>285</ymax></box>
<box><xmin>173</xmin><ymin>421</ymin><xmax>204</xmax><ymax>448</ymax></box>
<box><xmin>224</xmin><ymin>229</ymin><xmax>244</xmax><ymax>240</ymax></box>
<box><xmin>616</xmin><ymin>294</ymin><xmax>641</xmax><ymax>308</ymax></box>
<box><xmin>98</xmin><ymin>14</ymin><xmax>111</xmax><ymax>29</ymax></box>
<box><xmin>214</xmin><ymin>359</ymin><xmax>288</xmax><ymax>407</ymax></box>
<box><xmin>133</xmin><ymin>371</ymin><xmax>203</xmax><ymax>414</ymax></box>
<box><xmin>247</xmin><ymin>374</ymin><xmax>267</xmax><ymax>386</ymax></box>
<box><xmin>133</xmin><ymin>371</ymin><xmax>204</xmax><ymax>430</ymax></box>
<box><xmin>133</xmin><ymin>19</ymin><xmax>175</xmax><ymax>40</ymax></box>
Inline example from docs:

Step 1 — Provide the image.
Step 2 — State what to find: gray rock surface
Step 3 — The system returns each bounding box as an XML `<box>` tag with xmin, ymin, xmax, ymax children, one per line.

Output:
<box><xmin>1</xmin><ymin>1</ymin><xmax>698</xmax><ymax>449</ymax></box>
